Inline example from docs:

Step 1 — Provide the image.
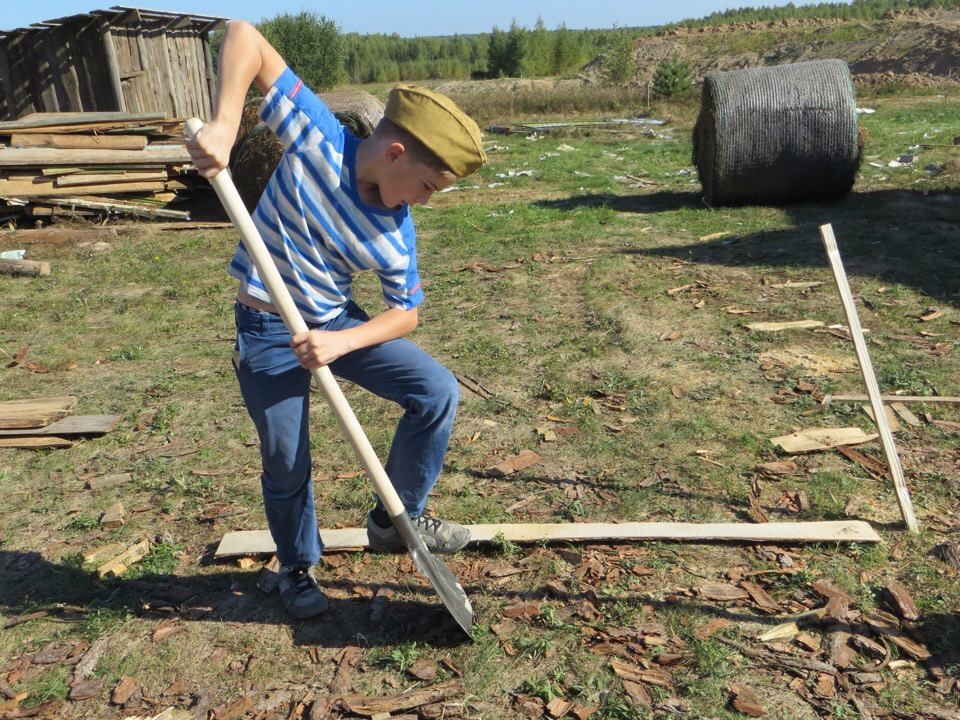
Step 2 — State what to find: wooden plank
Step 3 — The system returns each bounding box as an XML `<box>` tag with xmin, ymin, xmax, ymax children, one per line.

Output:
<box><xmin>39</xmin><ymin>195</ymin><xmax>189</xmax><ymax>219</ymax></box>
<box><xmin>201</xmin><ymin>32</ymin><xmax>216</xmax><ymax>118</ymax></box>
<box><xmin>215</xmin><ymin>520</ymin><xmax>882</xmax><ymax>557</ymax></box>
<box><xmin>0</xmin><ymin>145</ymin><xmax>190</xmax><ymax>165</ymax></box>
<box><xmin>862</xmin><ymin>404</ymin><xmax>901</xmax><ymax>433</ymax></box>
<box><xmin>10</xmin><ymin>133</ymin><xmax>148</xmax><ymax>150</ymax></box>
<box><xmin>0</xmin><ymin>396</ymin><xmax>77</xmax><ymax>429</ymax></box>
<box><xmin>10</xmin><ymin>121</ymin><xmax>165</xmax><ymax>134</ymax></box>
<box><xmin>0</xmin><ymin>436</ymin><xmax>72</xmax><ymax>449</ymax></box>
<box><xmin>820</xmin><ymin>223</ymin><xmax>918</xmax><ymax>533</ymax></box>
<box><xmin>0</xmin><ymin>258</ymin><xmax>50</xmax><ymax>276</ymax></box>
<box><xmin>56</xmin><ymin>170</ymin><xmax>166</xmax><ymax>185</ymax></box>
<box><xmin>745</xmin><ymin>319</ymin><xmax>824</xmax><ymax>332</ymax></box>
<box><xmin>890</xmin><ymin>402</ymin><xmax>922</xmax><ymax>428</ymax></box>
<box><xmin>821</xmin><ymin>393</ymin><xmax>960</xmax><ymax>405</ymax></box>
<box><xmin>100</xmin><ymin>22</ymin><xmax>126</xmax><ymax>111</ymax></box>
<box><xmin>771</xmin><ymin>427</ymin><xmax>878</xmax><ymax>453</ymax></box>
<box><xmin>0</xmin><ymin>415</ymin><xmax>119</xmax><ymax>437</ymax></box>
<box><xmin>157</xmin><ymin>26</ymin><xmax>181</xmax><ymax>116</ymax></box>
<box><xmin>0</xmin><ymin>178</ymin><xmax>167</xmax><ymax>196</ymax></box>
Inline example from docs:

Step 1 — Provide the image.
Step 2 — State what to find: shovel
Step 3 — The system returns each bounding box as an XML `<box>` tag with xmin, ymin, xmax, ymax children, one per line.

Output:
<box><xmin>185</xmin><ymin>118</ymin><xmax>473</xmax><ymax>636</ymax></box>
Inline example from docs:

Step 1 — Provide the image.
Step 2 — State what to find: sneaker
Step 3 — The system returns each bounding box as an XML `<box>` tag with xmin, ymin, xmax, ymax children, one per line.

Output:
<box><xmin>278</xmin><ymin>565</ymin><xmax>329</xmax><ymax>619</ymax></box>
<box><xmin>366</xmin><ymin>511</ymin><xmax>470</xmax><ymax>554</ymax></box>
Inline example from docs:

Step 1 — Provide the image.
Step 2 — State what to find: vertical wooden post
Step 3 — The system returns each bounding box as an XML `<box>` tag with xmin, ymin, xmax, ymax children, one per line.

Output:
<box><xmin>100</xmin><ymin>20</ymin><xmax>126</xmax><ymax>111</ymax></box>
<box><xmin>819</xmin><ymin>223</ymin><xmax>919</xmax><ymax>533</ymax></box>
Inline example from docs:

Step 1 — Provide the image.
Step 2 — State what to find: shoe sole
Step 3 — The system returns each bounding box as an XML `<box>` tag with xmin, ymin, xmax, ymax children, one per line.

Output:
<box><xmin>367</xmin><ymin>535</ymin><xmax>470</xmax><ymax>555</ymax></box>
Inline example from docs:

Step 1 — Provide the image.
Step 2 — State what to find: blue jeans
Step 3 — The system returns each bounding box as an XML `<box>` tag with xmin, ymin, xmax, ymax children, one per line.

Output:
<box><xmin>233</xmin><ymin>301</ymin><xmax>460</xmax><ymax>567</ymax></box>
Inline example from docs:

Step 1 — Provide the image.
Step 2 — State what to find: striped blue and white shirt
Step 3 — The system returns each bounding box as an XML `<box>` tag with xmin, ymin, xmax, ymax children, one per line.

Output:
<box><xmin>228</xmin><ymin>68</ymin><xmax>423</xmax><ymax>323</ymax></box>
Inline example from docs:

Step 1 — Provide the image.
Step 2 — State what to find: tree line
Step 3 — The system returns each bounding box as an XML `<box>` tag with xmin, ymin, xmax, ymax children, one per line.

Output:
<box><xmin>214</xmin><ymin>0</ymin><xmax>960</xmax><ymax>90</ymax></box>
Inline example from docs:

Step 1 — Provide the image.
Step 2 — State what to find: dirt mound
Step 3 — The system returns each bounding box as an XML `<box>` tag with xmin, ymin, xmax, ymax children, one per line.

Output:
<box><xmin>581</xmin><ymin>12</ymin><xmax>960</xmax><ymax>87</ymax></box>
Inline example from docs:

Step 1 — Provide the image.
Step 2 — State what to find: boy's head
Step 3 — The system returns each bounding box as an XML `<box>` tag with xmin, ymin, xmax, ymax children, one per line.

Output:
<box><xmin>368</xmin><ymin>85</ymin><xmax>486</xmax><ymax>208</ymax></box>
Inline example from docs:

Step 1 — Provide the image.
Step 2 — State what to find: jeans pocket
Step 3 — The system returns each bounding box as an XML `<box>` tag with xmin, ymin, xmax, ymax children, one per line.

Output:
<box><xmin>232</xmin><ymin>333</ymin><xmax>246</xmax><ymax>371</ymax></box>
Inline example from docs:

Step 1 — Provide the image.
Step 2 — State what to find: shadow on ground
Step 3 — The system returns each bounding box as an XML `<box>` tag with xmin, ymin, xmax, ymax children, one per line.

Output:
<box><xmin>535</xmin><ymin>188</ymin><xmax>960</xmax><ymax>307</ymax></box>
<box><xmin>2</xmin><ymin>549</ymin><xmax>957</xmax><ymax>668</ymax></box>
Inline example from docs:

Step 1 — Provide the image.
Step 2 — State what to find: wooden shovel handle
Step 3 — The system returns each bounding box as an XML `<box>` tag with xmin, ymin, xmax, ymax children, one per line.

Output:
<box><xmin>185</xmin><ymin>118</ymin><xmax>406</xmax><ymax>520</ymax></box>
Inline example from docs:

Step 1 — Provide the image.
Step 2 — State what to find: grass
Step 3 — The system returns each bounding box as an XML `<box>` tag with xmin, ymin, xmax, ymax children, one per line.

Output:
<box><xmin>0</xmin><ymin>82</ymin><xmax>958</xmax><ymax>717</ymax></box>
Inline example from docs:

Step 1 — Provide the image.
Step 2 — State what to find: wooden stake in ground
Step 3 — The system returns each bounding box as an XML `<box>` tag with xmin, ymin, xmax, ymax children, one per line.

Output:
<box><xmin>819</xmin><ymin>223</ymin><xmax>918</xmax><ymax>533</ymax></box>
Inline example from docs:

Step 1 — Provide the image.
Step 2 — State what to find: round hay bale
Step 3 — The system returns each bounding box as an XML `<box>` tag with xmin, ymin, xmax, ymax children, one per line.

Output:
<box><xmin>230</xmin><ymin>90</ymin><xmax>385</xmax><ymax>211</ymax></box>
<box><xmin>692</xmin><ymin>59</ymin><xmax>861</xmax><ymax>206</ymax></box>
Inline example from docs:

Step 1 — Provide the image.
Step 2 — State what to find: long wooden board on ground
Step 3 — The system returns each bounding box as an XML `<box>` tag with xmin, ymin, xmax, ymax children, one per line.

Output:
<box><xmin>215</xmin><ymin>520</ymin><xmax>881</xmax><ymax>557</ymax></box>
<box><xmin>0</xmin><ymin>397</ymin><xmax>77</xmax><ymax>429</ymax></box>
<box><xmin>0</xmin><ymin>436</ymin><xmax>72</xmax><ymax>449</ymax></box>
<box><xmin>821</xmin><ymin>393</ymin><xmax>960</xmax><ymax>406</ymax></box>
<box><xmin>0</xmin><ymin>415</ymin><xmax>120</xmax><ymax>437</ymax></box>
<box><xmin>820</xmin><ymin>223</ymin><xmax>918</xmax><ymax>534</ymax></box>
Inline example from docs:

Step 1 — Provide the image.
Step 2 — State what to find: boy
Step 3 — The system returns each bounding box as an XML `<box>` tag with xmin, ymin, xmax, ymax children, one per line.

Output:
<box><xmin>186</xmin><ymin>20</ymin><xmax>486</xmax><ymax>619</ymax></box>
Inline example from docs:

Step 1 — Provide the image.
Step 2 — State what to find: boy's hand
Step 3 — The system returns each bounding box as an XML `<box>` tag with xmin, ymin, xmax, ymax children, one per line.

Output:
<box><xmin>184</xmin><ymin>119</ymin><xmax>235</xmax><ymax>179</ymax></box>
<box><xmin>290</xmin><ymin>330</ymin><xmax>352</xmax><ymax>369</ymax></box>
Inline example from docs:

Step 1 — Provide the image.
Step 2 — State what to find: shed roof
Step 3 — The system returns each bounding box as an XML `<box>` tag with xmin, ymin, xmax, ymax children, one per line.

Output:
<box><xmin>1</xmin><ymin>5</ymin><xmax>227</xmax><ymax>38</ymax></box>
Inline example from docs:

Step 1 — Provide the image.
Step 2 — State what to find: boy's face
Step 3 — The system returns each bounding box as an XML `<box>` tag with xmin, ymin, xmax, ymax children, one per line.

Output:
<box><xmin>378</xmin><ymin>146</ymin><xmax>456</xmax><ymax>209</ymax></box>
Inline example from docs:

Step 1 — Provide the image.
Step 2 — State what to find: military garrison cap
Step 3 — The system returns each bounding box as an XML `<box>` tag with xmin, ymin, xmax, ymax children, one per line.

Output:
<box><xmin>384</xmin><ymin>84</ymin><xmax>486</xmax><ymax>177</ymax></box>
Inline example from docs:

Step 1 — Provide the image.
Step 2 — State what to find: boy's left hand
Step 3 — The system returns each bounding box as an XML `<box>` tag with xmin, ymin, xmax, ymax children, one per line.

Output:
<box><xmin>290</xmin><ymin>330</ymin><xmax>351</xmax><ymax>369</ymax></box>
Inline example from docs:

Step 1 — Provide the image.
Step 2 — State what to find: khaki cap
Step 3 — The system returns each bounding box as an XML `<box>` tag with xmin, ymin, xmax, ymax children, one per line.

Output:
<box><xmin>385</xmin><ymin>84</ymin><xmax>486</xmax><ymax>177</ymax></box>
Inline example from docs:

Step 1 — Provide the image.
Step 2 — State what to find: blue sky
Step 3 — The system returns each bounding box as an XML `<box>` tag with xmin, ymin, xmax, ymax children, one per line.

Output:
<box><xmin>8</xmin><ymin>1</ymin><xmax>843</xmax><ymax>35</ymax></box>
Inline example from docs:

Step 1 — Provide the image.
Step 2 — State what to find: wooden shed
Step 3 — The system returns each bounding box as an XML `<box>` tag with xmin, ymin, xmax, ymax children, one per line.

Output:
<box><xmin>0</xmin><ymin>5</ymin><xmax>226</xmax><ymax>122</ymax></box>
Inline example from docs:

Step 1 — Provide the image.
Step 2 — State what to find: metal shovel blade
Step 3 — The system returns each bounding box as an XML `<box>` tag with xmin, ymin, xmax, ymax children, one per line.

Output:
<box><xmin>392</xmin><ymin>511</ymin><xmax>474</xmax><ymax>636</ymax></box>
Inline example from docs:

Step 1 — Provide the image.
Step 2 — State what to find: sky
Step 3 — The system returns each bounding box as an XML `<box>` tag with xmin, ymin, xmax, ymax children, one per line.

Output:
<box><xmin>6</xmin><ymin>1</ymin><xmax>846</xmax><ymax>36</ymax></box>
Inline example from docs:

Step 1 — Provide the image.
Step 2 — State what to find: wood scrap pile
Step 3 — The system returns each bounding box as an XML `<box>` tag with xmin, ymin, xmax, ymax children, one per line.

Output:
<box><xmin>0</xmin><ymin>112</ymin><xmax>196</xmax><ymax>223</ymax></box>
<box><xmin>0</xmin><ymin>396</ymin><xmax>119</xmax><ymax>449</ymax></box>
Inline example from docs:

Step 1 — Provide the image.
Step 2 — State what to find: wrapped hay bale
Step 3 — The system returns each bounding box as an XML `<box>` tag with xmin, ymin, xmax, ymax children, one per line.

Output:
<box><xmin>692</xmin><ymin>59</ymin><xmax>861</xmax><ymax>206</ymax></box>
<box><xmin>231</xmin><ymin>90</ymin><xmax>385</xmax><ymax>211</ymax></box>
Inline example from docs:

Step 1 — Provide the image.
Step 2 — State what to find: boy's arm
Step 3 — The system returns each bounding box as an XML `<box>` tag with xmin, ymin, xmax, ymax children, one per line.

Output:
<box><xmin>185</xmin><ymin>20</ymin><xmax>286</xmax><ymax>178</ymax></box>
<box><xmin>291</xmin><ymin>308</ymin><xmax>419</xmax><ymax>369</ymax></box>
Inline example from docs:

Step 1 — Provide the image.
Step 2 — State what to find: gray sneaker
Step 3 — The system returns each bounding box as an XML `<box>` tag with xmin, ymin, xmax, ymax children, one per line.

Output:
<box><xmin>278</xmin><ymin>565</ymin><xmax>329</xmax><ymax>619</ymax></box>
<box><xmin>366</xmin><ymin>511</ymin><xmax>471</xmax><ymax>554</ymax></box>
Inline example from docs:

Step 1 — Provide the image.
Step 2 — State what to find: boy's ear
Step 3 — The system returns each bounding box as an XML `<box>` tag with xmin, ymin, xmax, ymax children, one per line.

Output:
<box><xmin>385</xmin><ymin>142</ymin><xmax>407</xmax><ymax>163</ymax></box>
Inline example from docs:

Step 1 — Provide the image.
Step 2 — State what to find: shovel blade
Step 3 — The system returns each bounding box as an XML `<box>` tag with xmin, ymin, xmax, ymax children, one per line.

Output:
<box><xmin>393</xmin><ymin>513</ymin><xmax>474</xmax><ymax>636</ymax></box>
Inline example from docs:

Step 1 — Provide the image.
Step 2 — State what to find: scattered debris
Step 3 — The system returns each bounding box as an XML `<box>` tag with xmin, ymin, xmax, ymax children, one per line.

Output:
<box><xmin>97</xmin><ymin>538</ymin><xmax>152</xmax><ymax>579</ymax></box>
<box><xmin>485</xmin><ymin>450</ymin><xmax>542</xmax><ymax>477</ymax></box>
<box><xmin>756</xmin><ymin>460</ymin><xmax>798</xmax><ymax>477</ymax></box>
<box><xmin>85</xmin><ymin>473</ymin><xmax>131</xmax><ymax>491</ymax></box>
<box><xmin>728</xmin><ymin>683</ymin><xmax>766</xmax><ymax>717</ymax></box>
<box><xmin>339</xmin><ymin>680</ymin><xmax>463</xmax><ymax>716</ymax></box>
<box><xmin>745</xmin><ymin>320</ymin><xmax>824</xmax><ymax>332</ymax></box>
<box><xmin>862</xmin><ymin>404</ymin><xmax>901</xmax><ymax>433</ymax></box>
<box><xmin>770</xmin><ymin>427</ymin><xmax>878</xmax><ymax>453</ymax></box>
<box><xmin>99</xmin><ymin>502</ymin><xmax>125</xmax><ymax>529</ymax></box>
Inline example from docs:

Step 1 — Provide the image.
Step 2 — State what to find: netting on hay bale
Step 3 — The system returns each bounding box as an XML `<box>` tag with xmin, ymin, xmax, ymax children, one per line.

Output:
<box><xmin>692</xmin><ymin>59</ymin><xmax>861</xmax><ymax>207</ymax></box>
<box><xmin>230</xmin><ymin>90</ymin><xmax>385</xmax><ymax>211</ymax></box>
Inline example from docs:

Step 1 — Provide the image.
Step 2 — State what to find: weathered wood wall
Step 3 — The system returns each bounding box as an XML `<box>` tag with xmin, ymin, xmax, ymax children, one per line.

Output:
<box><xmin>0</xmin><ymin>11</ymin><xmax>221</xmax><ymax>121</ymax></box>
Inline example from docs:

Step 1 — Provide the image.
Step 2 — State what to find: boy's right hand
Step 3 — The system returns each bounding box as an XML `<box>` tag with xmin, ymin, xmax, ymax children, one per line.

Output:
<box><xmin>184</xmin><ymin>119</ymin><xmax>236</xmax><ymax>179</ymax></box>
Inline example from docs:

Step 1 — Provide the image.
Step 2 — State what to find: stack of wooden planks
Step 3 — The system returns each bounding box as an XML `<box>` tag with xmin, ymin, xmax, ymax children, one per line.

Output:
<box><xmin>0</xmin><ymin>111</ymin><xmax>196</xmax><ymax>222</ymax></box>
<box><xmin>0</xmin><ymin>396</ymin><xmax>120</xmax><ymax>449</ymax></box>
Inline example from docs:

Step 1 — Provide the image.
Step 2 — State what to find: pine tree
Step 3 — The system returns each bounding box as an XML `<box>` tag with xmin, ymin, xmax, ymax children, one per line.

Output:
<box><xmin>652</xmin><ymin>53</ymin><xmax>694</xmax><ymax>98</ymax></box>
<box><xmin>552</xmin><ymin>23</ymin><xmax>580</xmax><ymax>76</ymax></box>
<box><xmin>602</xmin><ymin>28</ymin><xmax>635</xmax><ymax>85</ymax></box>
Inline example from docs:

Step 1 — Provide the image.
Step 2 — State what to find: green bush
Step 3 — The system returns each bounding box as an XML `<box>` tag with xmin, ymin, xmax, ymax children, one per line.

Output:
<box><xmin>258</xmin><ymin>11</ymin><xmax>344</xmax><ymax>91</ymax></box>
<box><xmin>652</xmin><ymin>53</ymin><xmax>694</xmax><ymax>97</ymax></box>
